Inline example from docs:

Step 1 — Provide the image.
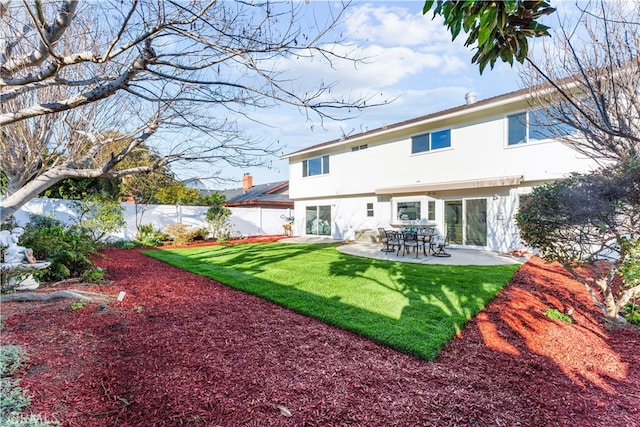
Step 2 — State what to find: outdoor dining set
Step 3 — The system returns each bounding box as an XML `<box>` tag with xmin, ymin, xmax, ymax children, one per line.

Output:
<box><xmin>378</xmin><ymin>227</ymin><xmax>450</xmax><ymax>258</ymax></box>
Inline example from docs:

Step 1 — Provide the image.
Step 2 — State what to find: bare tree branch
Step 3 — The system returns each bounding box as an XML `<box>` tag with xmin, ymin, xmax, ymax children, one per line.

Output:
<box><xmin>522</xmin><ymin>0</ymin><xmax>640</xmax><ymax>163</ymax></box>
<box><xmin>1</xmin><ymin>0</ymin><xmax>377</xmax><ymax>223</ymax></box>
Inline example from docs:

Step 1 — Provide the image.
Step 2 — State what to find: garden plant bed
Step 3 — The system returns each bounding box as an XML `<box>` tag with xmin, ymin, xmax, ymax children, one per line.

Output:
<box><xmin>1</xmin><ymin>238</ymin><xmax>638</xmax><ymax>426</ymax></box>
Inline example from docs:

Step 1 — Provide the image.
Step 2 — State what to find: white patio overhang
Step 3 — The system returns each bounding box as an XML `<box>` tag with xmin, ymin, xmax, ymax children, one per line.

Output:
<box><xmin>374</xmin><ymin>175</ymin><xmax>523</xmax><ymax>195</ymax></box>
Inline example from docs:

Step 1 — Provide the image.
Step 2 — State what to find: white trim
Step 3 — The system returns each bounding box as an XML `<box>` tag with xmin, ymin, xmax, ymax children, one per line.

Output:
<box><xmin>375</xmin><ymin>176</ymin><xmax>523</xmax><ymax>195</ymax></box>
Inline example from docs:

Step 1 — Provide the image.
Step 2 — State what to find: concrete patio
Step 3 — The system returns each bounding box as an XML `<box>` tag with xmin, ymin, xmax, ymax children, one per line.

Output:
<box><xmin>280</xmin><ymin>237</ymin><xmax>528</xmax><ymax>266</ymax></box>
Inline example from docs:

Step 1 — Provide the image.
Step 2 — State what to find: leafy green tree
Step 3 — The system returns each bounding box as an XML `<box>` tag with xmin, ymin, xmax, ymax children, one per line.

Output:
<box><xmin>516</xmin><ymin>159</ymin><xmax>640</xmax><ymax>322</ymax></box>
<box><xmin>422</xmin><ymin>1</ymin><xmax>555</xmax><ymax>73</ymax></box>
<box><xmin>201</xmin><ymin>192</ymin><xmax>228</xmax><ymax>207</ymax></box>
<box><xmin>42</xmin><ymin>177</ymin><xmax>122</xmax><ymax>201</ymax></box>
<box><xmin>205</xmin><ymin>197</ymin><xmax>232</xmax><ymax>242</ymax></box>
<box><xmin>154</xmin><ymin>182</ymin><xmax>203</xmax><ymax>206</ymax></box>
<box><xmin>71</xmin><ymin>194</ymin><xmax>126</xmax><ymax>243</ymax></box>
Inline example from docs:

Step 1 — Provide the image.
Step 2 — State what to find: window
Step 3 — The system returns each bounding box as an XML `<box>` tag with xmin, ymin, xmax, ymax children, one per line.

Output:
<box><xmin>302</xmin><ymin>155</ymin><xmax>330</xmax><ymax>177</ymax></box>
<box><xmin>427</xmin><ymin>200</ymin><xmax>436</xmax><ymax>221</ymax></box>
<box><xmin>507</xmin><ymin>112</ymin><xmax>527</xmax><ymax>145</ymax></box>
<box><xmin>397</xmin><ymin>201</ymin><xmax>421</xmax><ymax>221</ymax></box>
<box><xmin>351</xmin><ymin>144</ymin><xmax>368</xmax><ymax>152</ymax></box>
<box><xmin>411</xmin><ymin>129</ymin><xmax>451</xmax><ymax>153</ymax></box>
<box><xmin>508</xmin><ymin>109</ymin><xmax>573</xmax><ymax>145</ymax></box>
<box><xmin>366</xmin><ymin>203</ymin><xmax>374</xmax><ymax>217</ymax></box>
<box><xmin>431</xmin><ymin>130</ymin><xmax>451</xmax><ymax>150</ymax></box>
<box><xmin>529</xmin><ymin>110</ymin><xmax>549</xmax><ymax>141</ymax></box>
<box><xmin>411</xmin><ymin>134</ymin><xmax>430</xmax><ymax>153</ymax></box>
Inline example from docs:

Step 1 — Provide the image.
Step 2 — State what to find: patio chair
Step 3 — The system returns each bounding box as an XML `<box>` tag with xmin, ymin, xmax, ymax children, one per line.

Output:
<box><xmin>430</xmin><ymin>233</ymin><xmax>451</xmax><ymax>257</ymax></box>
<box><xmin>399</xmin><ymin>231</ymin><xmax>420</xmax><ymax>258</ymax></box>
<box><xmin>420</xmin><ymin>228</ymin><xmax>438</xmax><ymax>256</ymax></box>
<box><xmin>378</xmin><ymin>228</ymin><xmax>394</xmax><ymax>252</ymax></box>
<box><xmin>385</xmin><ymin>231</ymin><xmax>401</xmax><ymax>254</ymax></box>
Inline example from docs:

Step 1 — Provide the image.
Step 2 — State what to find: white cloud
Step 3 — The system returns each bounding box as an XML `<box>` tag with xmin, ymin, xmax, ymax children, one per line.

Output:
<box><xmin>261</xmin><ymin>1</ymin><xmax>472</xmax><ymax>102</ymax></box>
<box><xmin>191</xmin><ymin>1</ymin><xmax>523</xmax><ymax>184</ymax></box>
<box><xmin>343</xmin><ymin>2</ymin><xmax>452</xmax><ymax>47</ymax></box>
<box><xmin>271</xmin><ymin>42</ymin><xmax>466</xmax><ymax>94</ymax></box>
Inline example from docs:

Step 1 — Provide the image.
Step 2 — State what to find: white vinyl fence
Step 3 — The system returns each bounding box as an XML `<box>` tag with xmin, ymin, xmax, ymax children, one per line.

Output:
<box><xmin>8</xmin><ymin>197</ymin><xmax>293</xmax><ymax>241</ymax></box>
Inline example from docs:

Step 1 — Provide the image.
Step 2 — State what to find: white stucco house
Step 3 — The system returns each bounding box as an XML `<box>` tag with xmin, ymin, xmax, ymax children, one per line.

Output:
<box><xmin>282</xmin><ymin>86</ymin><xmax>600</xmax><ymax>253</ymax></box>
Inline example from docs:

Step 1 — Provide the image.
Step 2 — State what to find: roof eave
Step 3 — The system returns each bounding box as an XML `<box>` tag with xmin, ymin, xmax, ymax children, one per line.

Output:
<box><xmin>281</xmin><ymin>82</ymin><xmax>575</xmax><ymax>160</ymax></box>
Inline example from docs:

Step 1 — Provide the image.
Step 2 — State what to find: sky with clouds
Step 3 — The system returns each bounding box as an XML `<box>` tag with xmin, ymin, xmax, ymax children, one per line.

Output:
<box><xmin>195</xmin><ymin>1</ymin><xmax>527</xmax><ymax>190</ymax></box>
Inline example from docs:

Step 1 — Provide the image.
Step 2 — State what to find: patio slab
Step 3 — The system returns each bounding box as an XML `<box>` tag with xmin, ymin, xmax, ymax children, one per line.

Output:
<box><xmin>337</xmin><ymin>242</ymin><xmax>526</xmax><ymax>266</ymax></box>
<box><xmin>280</xmin><ymin>237</ymin><xmax>528</xmax><ymax>266</ymax></box>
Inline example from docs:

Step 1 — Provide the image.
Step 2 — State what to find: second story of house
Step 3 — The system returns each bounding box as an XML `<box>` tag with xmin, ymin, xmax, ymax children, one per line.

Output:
<box><xmin>283</xmin><ymin>87</ymin><xmax>598</xmax><ymax>200</ymax></box>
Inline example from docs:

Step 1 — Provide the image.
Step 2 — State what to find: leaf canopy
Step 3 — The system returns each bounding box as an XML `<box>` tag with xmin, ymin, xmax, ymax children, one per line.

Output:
<box><xmin>423</xmin><ymin>1</ymin><xmax>555</xmax><ymax>73</ymax></box>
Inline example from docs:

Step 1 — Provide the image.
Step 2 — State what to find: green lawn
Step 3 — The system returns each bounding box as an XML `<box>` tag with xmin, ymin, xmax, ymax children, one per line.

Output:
<box><xmin>144</xmin><ymin>243</ymin><xmax>520</xmax><ymax>360</ymax></box>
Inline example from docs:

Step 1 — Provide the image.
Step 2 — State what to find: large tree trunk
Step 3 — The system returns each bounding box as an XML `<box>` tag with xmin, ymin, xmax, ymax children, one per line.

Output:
<box><xmin>564</xmin><ymin>264</ymin><xmax>629</xmax><ymax>323</ymax></box>
<box><xmin>1</xmin><ymin>170</ymin><xmax>68</xmax><ymax>223</ymax></box>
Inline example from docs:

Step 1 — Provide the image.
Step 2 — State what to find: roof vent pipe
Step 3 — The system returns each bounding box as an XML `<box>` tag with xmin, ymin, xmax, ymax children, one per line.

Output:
<box><xmin>465</xmin><ymin>91</ymin><xmax>477</xmax><ymax>105</ymax></box>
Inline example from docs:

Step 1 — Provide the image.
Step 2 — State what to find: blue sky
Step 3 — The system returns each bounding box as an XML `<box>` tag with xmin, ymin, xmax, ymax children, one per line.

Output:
<box><xmin>195</xmin><ymin>1</ymin><xmax>526</xmax><ymax>190</ymax></box>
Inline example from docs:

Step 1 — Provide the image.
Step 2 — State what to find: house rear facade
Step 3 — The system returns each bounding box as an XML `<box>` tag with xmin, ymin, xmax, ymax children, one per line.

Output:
<box><xmin>283</xmin><ymin>87</ymin><xmax>600</xmax><ymax>253</ymax></box>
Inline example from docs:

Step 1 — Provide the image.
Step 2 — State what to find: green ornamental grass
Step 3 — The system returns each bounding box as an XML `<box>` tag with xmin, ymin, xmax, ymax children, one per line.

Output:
<box><xmin>145</xmin><ymin>243</ymin><xmax>519</xmax><ymax>360</ymax></box>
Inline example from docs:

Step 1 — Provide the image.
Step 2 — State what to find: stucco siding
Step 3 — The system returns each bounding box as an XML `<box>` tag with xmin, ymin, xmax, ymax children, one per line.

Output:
<box><xmin>286</xmin><ymin>90</ymin><xmax>601</xmax><ymax>252</ymax></box>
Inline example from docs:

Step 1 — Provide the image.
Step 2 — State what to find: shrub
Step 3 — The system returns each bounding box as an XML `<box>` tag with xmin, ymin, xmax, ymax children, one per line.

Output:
<box><xmin>71</xmin><ymin>194</ymin><xmax>125</xmax><ymax>243</ymax></box>
<box><xmin>0</xmin><ymin>346</ymin><xmax>57</xmax><ymax>426</ymax></box>
<box><xmin>0</xmin><ymin>345</ymin><xmax>29</xmax><ymax>419</ymax></box>
<box><xmin>0</xmin><ymin>346</ymin><xmax>24</xmax><ymax>376</ymax></box>
<box><xmin>622</xmin><ymin>301</ymin><xmax>640</xmax><ymax>326</ymax></box>
<box><xmin>215</xmin><ymin>227</ymin><xmax>232</xmax><ymax>243</ymax></box>
<box><xmin>117</xmin><ymin>241</ymin><xmax>138</xmax><ymax>249</ymax></box>
<box><xmin>205</xmin><ymin>205</ymin><xmax>232</xmax><ymax>242</ymax></box>
<box><xmin>545</xmin><ymin>308</ymin><xmax>574</xmax><ymax>324</ymax></box>
<box><xmin>165</xmin><ymin>223</ymin><xmax>202</xmax><ymax>246</ymax></box>
<box><xmin>0</xmin><ymin>378</ymin><xmax>30</xmax><ymax>419</ymax></box>
<box><xmin>192</xmin><ymin>227</ymin><xmax>209</xmax><ymax>241</ymax></box>
<box><xmin>135</xmin><ymin>224</ymin><xmax>168</xmax><ymax>247</ymax></box>
<box><xmin>19</xmin><ymin>215</ymin><xmax>96</xmax><ymax>282</ymax></box>
<box><xmin>517</xmin><ymin>160</ymin><xmax>640</xmax><ymax>322</ymax></box>
<box><xmin>82</xmin><ymin>267</ymin><xmax>105</xmax><ymax>283</ymax></box>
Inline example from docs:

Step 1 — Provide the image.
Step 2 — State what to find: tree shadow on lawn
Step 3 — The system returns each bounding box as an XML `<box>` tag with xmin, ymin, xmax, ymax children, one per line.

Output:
<box><xmin>4</xmin><ymin>248</ymin><xmax>638</xmax><ymax>426</ymax></box>
<box><xmin>146</xmin><ymin>243</ymin><xmax>516</xmax><ymax>361</ymax></box>
<box><xmin>148</xmin><ymin>243</ymin><xmax>638</xmax><ymax>394</ymax></box>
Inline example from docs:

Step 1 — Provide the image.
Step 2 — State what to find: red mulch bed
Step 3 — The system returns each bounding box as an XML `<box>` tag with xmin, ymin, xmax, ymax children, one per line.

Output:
<box><xmin>1</xmin><ymin>237</ymin><xmax>638</xmax><ymax>426</ymax></box>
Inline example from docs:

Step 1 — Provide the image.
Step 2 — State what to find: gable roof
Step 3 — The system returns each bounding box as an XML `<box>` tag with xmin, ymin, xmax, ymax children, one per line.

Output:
<box><xmin>222</xmin><ymin>181</ymin><xmax>292</xmax><ymax>208</ymax></box>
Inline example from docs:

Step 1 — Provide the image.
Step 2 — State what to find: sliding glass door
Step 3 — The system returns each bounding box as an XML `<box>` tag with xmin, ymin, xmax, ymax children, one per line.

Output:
<box><xmin>465</xmin><ymin>199</ymin><xmax>487</xmax><ymax>246</ymax></box>
<box><xmin>444</xmin><ymin>198</ymin><xmax>487</xmax><ymax>246</ymax></box>
<box><xmin>305</xmin><ymin>205</ymin><xmax>332</xmax><ymax>236</ymax></box>
<box><xmin>444</xmin><ymin>201</ymin><xmax>463</xmax><ymax>244</ymax></box>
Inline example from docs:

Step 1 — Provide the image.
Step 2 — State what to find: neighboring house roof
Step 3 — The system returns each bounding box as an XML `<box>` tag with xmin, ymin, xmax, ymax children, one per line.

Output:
<box><xmin>183</xmin><ymin>178</ymin><xmax>211</xmax><ymax>192</ymax></box>
<box><xmin>222</xmin><ymin>181</ymin><xmax>293</xmax><ymax>208</ymax></box>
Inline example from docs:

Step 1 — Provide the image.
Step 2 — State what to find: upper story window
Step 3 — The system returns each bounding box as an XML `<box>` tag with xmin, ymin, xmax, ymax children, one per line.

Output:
<box><xmin>351</xmin><ymin>144</ymin><xmax>368</xmax><ymax>152</ymax></box>
<box><xmin>302</xmin><ymin>155</ymin><xmax>330</xmax><ymax>177</ymax></box>
<box><xmin>508</xmin><ymin>109</ymin><xmax>573</xmax><ymax>145</ymax></box>
<box><xmin>411</xmin><ymin>129</ymin><xmax>451</xmax><ymax>154</ymax></box>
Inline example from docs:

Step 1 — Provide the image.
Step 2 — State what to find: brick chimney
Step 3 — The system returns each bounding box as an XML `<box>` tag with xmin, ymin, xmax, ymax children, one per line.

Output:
<box><xmin>242</xmin><ymin>173</ymin><xmax>253</xmax><ymax>191</ymax></box>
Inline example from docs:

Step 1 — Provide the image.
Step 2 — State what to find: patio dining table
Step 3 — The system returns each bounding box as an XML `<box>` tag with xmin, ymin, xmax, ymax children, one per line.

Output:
<box><xmin>417</xmin><ymin>230</ymin><xmax>438</xmax><ymax>255</ymax></box>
